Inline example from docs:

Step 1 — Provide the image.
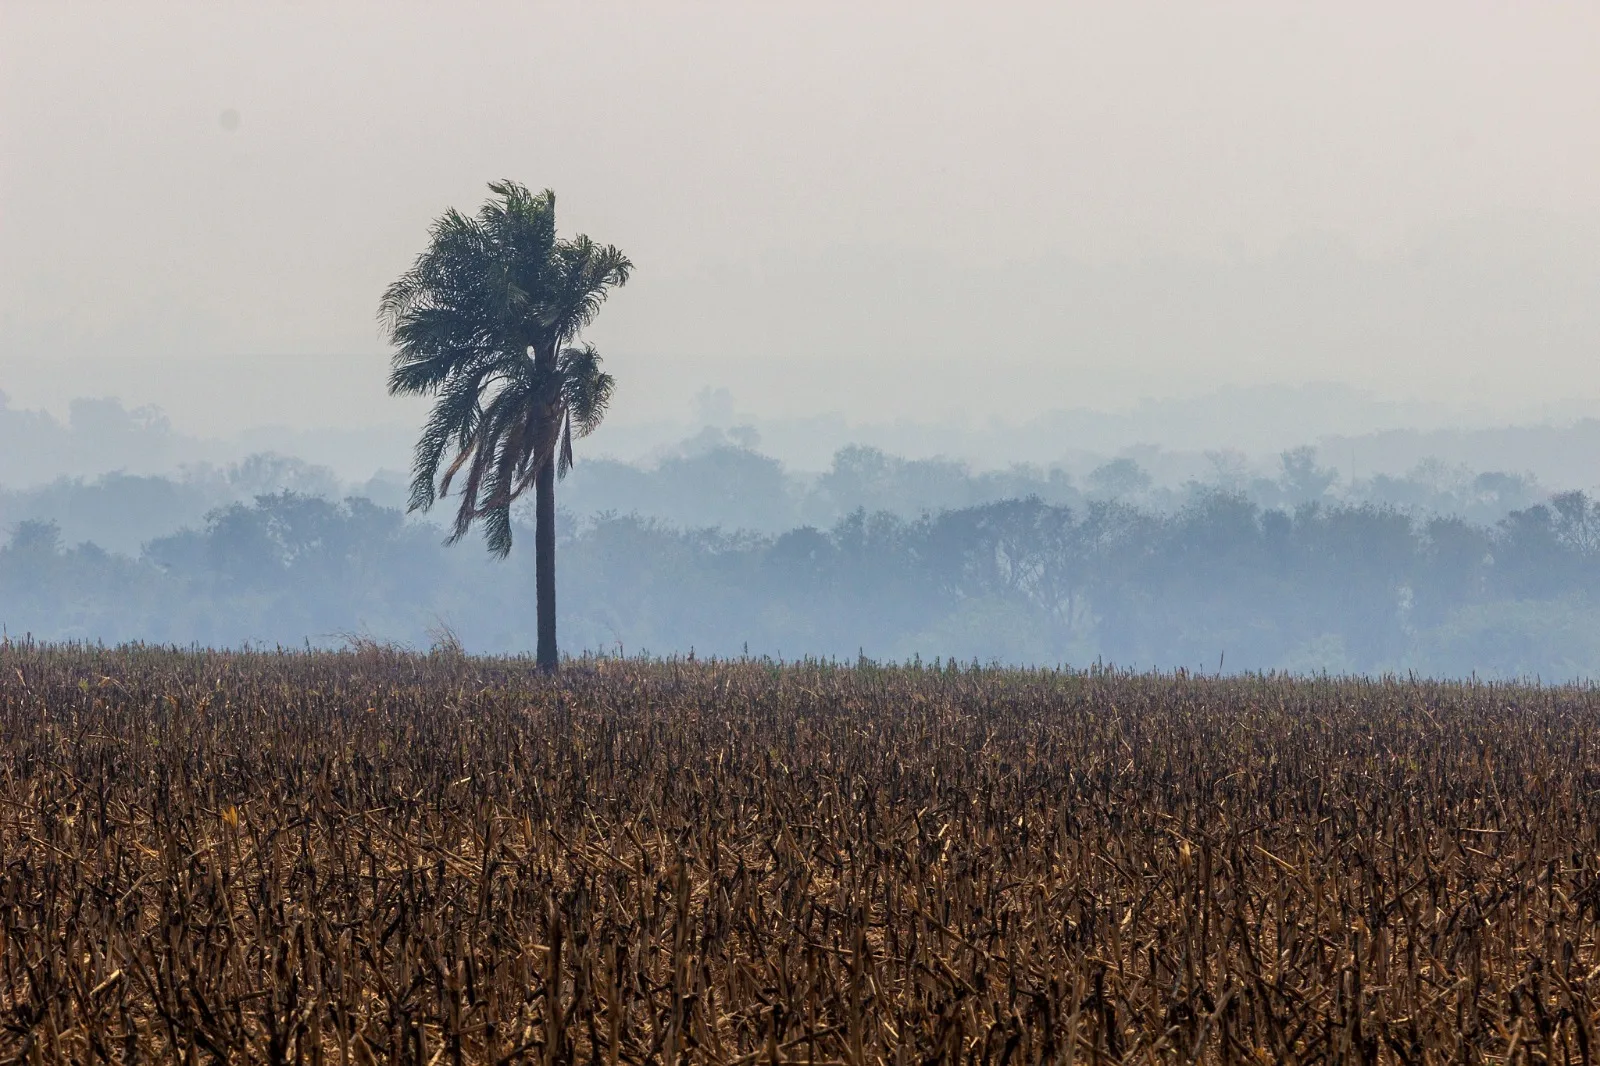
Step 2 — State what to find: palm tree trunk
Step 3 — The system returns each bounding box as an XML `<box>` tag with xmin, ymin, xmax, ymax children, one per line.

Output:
<box><xmin>535</xmin><ymin>456</ymin><xmax>558</xmax><ymax>672</ymax></box>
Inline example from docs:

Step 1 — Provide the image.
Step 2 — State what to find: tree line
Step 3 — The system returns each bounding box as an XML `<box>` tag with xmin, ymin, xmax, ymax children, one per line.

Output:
<box><xmin>8</xmin><ymin>487</ymin><xmax>1600</xmax><ymax>678</ymax></box>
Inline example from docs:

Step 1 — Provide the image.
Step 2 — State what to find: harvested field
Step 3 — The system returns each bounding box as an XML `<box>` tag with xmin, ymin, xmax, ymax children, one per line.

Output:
<box><xmin>1</xmin><ymin>645</ymin><xmax>1598</xmax><ymax>1063</ymax></box>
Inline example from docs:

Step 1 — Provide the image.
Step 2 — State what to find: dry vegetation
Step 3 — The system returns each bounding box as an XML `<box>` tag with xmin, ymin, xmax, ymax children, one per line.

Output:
<box><xmin>2</xmin><ymin>645</ymin><xmax>1599</xmax><ymax>1063</ymax></box>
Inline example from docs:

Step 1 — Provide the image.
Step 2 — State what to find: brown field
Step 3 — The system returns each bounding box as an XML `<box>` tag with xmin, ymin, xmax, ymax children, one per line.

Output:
<box><xmin>1</xmin><ymin>645</ymin><xmax>1598</xmax><ymax>1063</ymax></box>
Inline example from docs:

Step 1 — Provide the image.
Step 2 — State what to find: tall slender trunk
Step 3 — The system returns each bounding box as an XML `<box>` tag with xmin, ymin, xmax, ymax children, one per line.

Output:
<box><xmin>535</xmin><ymin>455</ymin><xmax>558</xmax><ymax>672</ymax></box>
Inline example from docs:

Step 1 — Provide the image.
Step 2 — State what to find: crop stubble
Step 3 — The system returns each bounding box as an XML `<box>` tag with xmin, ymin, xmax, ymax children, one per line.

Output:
<box><xmin>1</xmin><ymin>645</ymin><xmax>1598</xmax><ymax>1062</ymax></box>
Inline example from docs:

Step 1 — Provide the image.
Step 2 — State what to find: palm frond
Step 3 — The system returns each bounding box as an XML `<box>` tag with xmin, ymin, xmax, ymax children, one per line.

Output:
<box><xmin>557</xmin><ymin>413</ymin><xmax>575</xmax><ymax>479</ymax></box>
<box><xmin>543</xmin><ymin>238</ymin><xmax>632</xmax><ymax>343</ymax></box>
<box><xmin>382</xmin><ymin>180</ymin><xmax>628</xmax><ymax>555</ymax></box>
<box><xmin>481</xmin><ymin>414</ymin><xmax>534</xmax><ymax>557</ymax></box>
<box><xmin>557</xmin><ymin>345</ymin><xmax>615</xmax><ymax>438</ymax></box>
<box><xmin>446</xmin><ymin>390</ymin><xmax>517</xmax><ymax>543</ymax></box>
<box><xmin>378</xmin><ymin>208</ymin><xmax>491</xmax><ymax>330</ymax></box>
<box><xmin>406</xmin><ymin>377</ymin><xmax>486</xmax><ymax>513</ymax></box>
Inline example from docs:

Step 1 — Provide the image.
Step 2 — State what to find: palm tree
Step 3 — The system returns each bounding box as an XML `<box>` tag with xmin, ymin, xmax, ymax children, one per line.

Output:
<box><xmin>380</xmin><ymin>181</ymin><xmax>631</xmax><ymax>672</ymax></box>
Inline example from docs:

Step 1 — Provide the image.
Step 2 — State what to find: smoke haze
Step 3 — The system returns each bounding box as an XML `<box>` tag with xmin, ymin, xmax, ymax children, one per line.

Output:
<box><xmin>4</xmin><ymin>3</ymin><xmax>1600</xmax><ymax>440</ymax></box>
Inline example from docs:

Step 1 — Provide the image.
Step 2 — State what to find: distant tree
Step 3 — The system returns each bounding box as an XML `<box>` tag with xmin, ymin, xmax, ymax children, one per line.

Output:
<box><xmin>1203</xmin><ymin>449</ymin><xmax>1252</xmax><ymax>492</ymax></box>
<box><xmin>8</xmin><ymin>519</ymin><xmax>62</xmax><ymax>556</ymax></box>
<box><xmin>1550</xmin><ymin>491</ymin><xmax>1600</xmax><ymax>554</ymax></box>
<box><xmin>1087</xmin><ymin>458</ymin><xmax>1151</xmax><ymax>499</ymax></box>
<box><xmin>380</xmin><ymin>181</ymin><xmax>631</xmax><ymax>671</ymax></box>
<box><xmin>1279</xmin><ymin>446</ymin><xmax>1339</xmax><ymax>505</ymax></box>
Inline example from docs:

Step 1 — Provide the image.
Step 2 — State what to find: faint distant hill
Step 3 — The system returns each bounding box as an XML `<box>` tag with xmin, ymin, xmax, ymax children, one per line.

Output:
<box><xmin>0</xmin><ymin>392</ymin><xmax>413</xmax><ymax>487</ymax></box>
<box><xmin>0</xmin><ymin>394</ymin><xmax>186</xmax><ymax>486</ymax></box>
<box><xmin>5</xmin><ymin>384</ymin><xmax>1600</xmax><ymax>498</ymax></box>
<box><xmin>1324</xmin><ymin>422</ymin><xmax>1600</xmax><ymax>493</ymax></box>
<box><xmin>609</xmin><ymin>383</ymin><xmax>1600</xmax><ymax>490</ymax></box>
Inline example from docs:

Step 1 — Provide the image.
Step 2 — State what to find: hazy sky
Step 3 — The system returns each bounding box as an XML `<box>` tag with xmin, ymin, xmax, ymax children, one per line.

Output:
<box><xmin>3</xmin><ymin>3</ymin><xmax>1599</xmax><ymax>439</ymax></box>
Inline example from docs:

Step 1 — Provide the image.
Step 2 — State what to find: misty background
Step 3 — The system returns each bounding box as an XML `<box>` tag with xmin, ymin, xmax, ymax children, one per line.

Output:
<box><xmin>4</xmin><ymin>4</ymin><xmax>1600</xmax><ymax>675</ymax></box>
